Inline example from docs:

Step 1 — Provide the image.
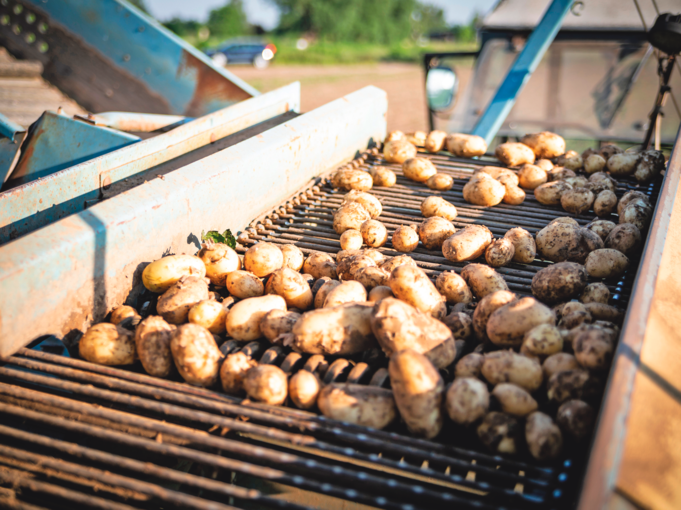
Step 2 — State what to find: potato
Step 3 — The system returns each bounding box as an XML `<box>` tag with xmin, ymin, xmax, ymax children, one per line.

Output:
<box><xmin>617</xmin><ymin>191</ymin><xmax>648</xmax><ymax>216</ymax></box>
<box><xmin>485</xmin><ymin>238</ymin><xmax>515</xmax><ymax>267</ymax></box>
<box><xmin>549</xmin><ymin>217</ymin><xmax>579</xmax><ymax>226</ymax></box>
<box><xmin>389</xmin><ymin>349</ymin><xmax>444</xmax><ymax>439</ymax></box>
<box><xmin>421</xmin><ymin>196</ymin><xmax>457</xmax><ymax>220</ymax></box>
<box><xmin>342</xmin><ymin>190</ymin><xmax>382</xmax><ymax>219</ymax></box>
<box><xmin>79</xmin><ymin>323</ymin><xmax>135</xmax><ymax>366</ymax></box>
<box><xmin>536</xmin><ymin>222</ymin><xmax>603</xmax><ymax>263</ymax></box>
<box><xmin>534</xmin><ymin>180</ymin><xmax>573</xmax><ymax>206</ymax></box>
<box><xmin>406</xmin><ymin>131</ymin><xmax>427</xmax><ymax>146</ymax></box>
<box><xmin>446</xmin><ymin>378</ymin><xmax>489</xmax><ymax>425</ymax></box>
<box><xmin>455</xmin><ymin>353</ymin><xmax>484</xmax><ymax>379</ymax></box>
<box><xmin>580</xmin><ymin>282</ymin><xmax>610</xmax><ymax>304</ymax></box>
<box><xmin>477</xmin><ymin>166</ymin><xmax>518</xmax><ymax>185</ymax></box>
<box><xmin>392</xmin><ymin>225</ymin><xmax>419</xmax><ymax>252</ymax></box>
<box><xmin>556</xmin><ymin>150</ymin><xmax>582</xmax><ymax>170</ymax></box>
<box><xmin>436</xmin><ymin>271</ymin><xmax>473</xmax><ymax>304</ymax></box>
<box><xmin>134</xmin><ymin>316</ymin><xmax>174</xmax><ymax>376</ymax></box>
<box><xmin>157</xmin><ymin>275</ymin><xmax>209</xmax><ymax>325</ymax></box>
<box><xmin>324</xmin><ymin>281</ymin><xmax>367</xmax><ymax>307</ymax></box>
<box><xmin>340</xmin><ymin>229</ymin><xmax>363</xmax><ymax>250</ymax></box>
<box><xmin>196</xmin><ymin>242</ymin><xmax>239</xmax><ymax>286</ymax></box>
<box><xmin>388</xmin><ymin>264</ymin><xmax>446</xmax><ymax>319</ymax></box>
<box><xmin>403</xmin><ymin>157</ymin><xmax>437</xmax><ymax>183</ymax></box>
<box><xmin>220</xmin><ymin>352</ymin><xmax>256</xmax><ymax>395</ymax></box>
<box><xmin>363</xmin><ymin>249</ymin><xmax>386</xmax><ymax>265</ymax></box>
<box><xmin>360</xmin><ymin>219</ymin><xmax>388</xmax><ymax>248</ymax></box>
<box><xmin>188</xmin><ymin>300</ymin><xmax>227</xmax><ymax>334</ymax></box>
<box><xmin>385</xmin><ymin>130</ymin><xmax>405</xmax><ymax>143</ymax></box>
<box><xmin>495</xmin><ymin>142</ymin><xmax>535</xmax><ymax>167</ymax></box>
<box><xmin>368</xmin><ymin>166</ymin><xmax>397</xmax><ymax>187</ymax></box>
<box><xmin>531</xmin><ymin>262</ymin><xmax>587</xmax><ymax>305</ymax></box>
<box><xmin>573</xmin><ymin>327</ymin><xmax>614</xmax><ymax>371</ymax></box>
<box><xmin>461</xmin><ymin>264</ymin><xmax>509</xmax><ymax>301</ymax></box>
<box><xmin>331</xmin><ymin>168</ymin><xmax>373</xmax><ymax>191</ymax></box>
<box><xmin>526</xmin><ymin>412</ymin><xmax>562</xmax><ymax>460</ymax></box>
<box><xmin>600</xmin><ymin>144</ymin><xmax>623</xmax><ymax>159</ymax></box>
<box><xmin>425</xmin><ymin>130</ymin><xmax>447</xmax><ymax>153</ymax></box>
<box><xmin>517</xmin><ymin>164</ymin><xmax>547</xmax><ymax>190</ymax></box>
<box><xmin>317</xmin><ymin>383</ymin><xmax>396</xmax><ymax>428</ymax></box>
<box><xmin>548</xmin><ymin>167</ymin><xmax>576</xmax><ymax>182</ymax></box>
<box><xmin>442</xmin><ymin>225</ymin><xmax>493</xmax><ymax>262</ymax></box>
<box><xmin>586</xmin><ymin>219</ymin><xmax>616</xmax><ymax>241</ymax></box>
<box><xmin>170</xmin><ymin>323</ymin><xmax>221</xmax><ymax>387</ymax></box>
<box><xmin>536</xmin><ymin>159</ymin><xmax>554</xmax><ymax>171</ymax></box>
<box><xmin>384</xmin><ymin>139</ymin><xmax>417</xmax><ymax>163</ymax></box>
<box><xmin>303</xmin><ymin>252</ymin><xmax>338</xmax><ymax>279</ymax></box>
<box><xmin>225</xmin><ymin>270</ymin><xmax>264</xmax><ymax>299</ymax></box>
<box><xmin>291</xmin><ymin>303</ymin><xmax>376</xmax><ymax>355</ymax></box>
<box><xmin>418</xmin><ymin>217</ymin><xmax>456</xmax><ymax>251</ymax></box>
<box><xmin>502</xmin><ymin>182</ymin><xmax>526</xmax><ymax>205</ymax></box>
<box><xmin>503</xmin><ymin>227</ymin><xmax>536</xmax><ymax>264</ymax></box>
<box><xmin>446</xmin><ymin>133</ymin><xmax>487</xmax><ymax>157</ymax></box>
<box><xmin>603</xmin><ymin>224</ymin><xmax>641</xmax><ymax>259</ymax></box>
<box><xmin>443</xmin><ymin>311</ymin><xmax>473</xmax><ymax>340</ymax></box>
<box><xmin>463</xmin><ymin>173</ymin><xmax>506</xmax><ymax>206</ymax></box>
<box><xmin>607</xmin><ymin>152</ymin><xmax>638</xmax><ymax>177</ymax></box>
<box><xmin>426</xmin><ymin>173</ymin><xmax>454</xmax><ymax>191</ymax></box>
<box><xmin>244</xmin><ymin>242</ymin><xmax>284</xmax><ymax>278</ymax></box>
<box><xmin>482</xmin><ymin>350</ymin><xmax>543</xmax><ymax>392</ymax></box>
<box><xmin>472</xmin><ymin>290</ymin><xmax>517</xmax><ymax>341</ymax></box>
<box><xmin>543</xmin><ymin>352</ymin><xmax>579</xmax><ymax>380</ymax></box>
<box><xmin>620</xmin><ymin>199</ymin><xmax>653</xmax><ymax>231</ymax></box>
<box><xmin>585</xmin><ymin>249</ymin><xmax>629</xmax><ymax>280</ymax></box>
<box><xmin>520</xmin><ymin>324</ymin><xmax>563</xmax><ymax>360</ymax></box>
<box><xmin>556</xmin><ymin>400</ymin><xmax>594</xmax><ymax>440</ymax></box>
<box><xmin>520</xmin><ymin>131</ymin><xmax>565</xmax><ymax>159</ymax></box>
<box><xmin>333</xmin><ymin>202</ymin><xmax>371</xmax><ymax>235</ymax></box>
<box><xmin>287</xmin><ymin>370</ymin><xmax>321</xmax><ymax>409</ymax></box>
<box><xmin>477</xmin><ymin>412</ymin><xmax>521</xmax><ymax>454</ymax></box>
<box><xmin>634</xmin><ymin>150</ymin><xmax>665</xmax><ymax>183</ymax></box>
<box><xmin>260</xmin><ymin>309</ymin><xmax>300</xmax><ymax>343</ymax></box>
<box><xmin>313</xmin><ymin>281</ymin><xmax>340</xmax><ymax>310</ymax></box>
<box><xmin>226</xmin><ymin>295</ymin><xmax>287</xmax><ymax>341</ymax></box>
<box><xmin>547</xmin><ymin>369</ymin><xmax>595</xmax><ymax>404</ymax></box>
<box><xmin>560</xmin><ymin>188</ymin><xmax>594</xmax><ymax>215</ymax></box>
<box><xmin>588</xmin><ymin>172</ymin><xmax>617</xmax><ymax>193</ymax></box>
<box><xmin>487</xmin><ymin>297</ymin><xmax>555</xmax><ymax>347</ymax></box>
<box><xmin>565</xmin><ymin>175</ymin><xmax>589</xmax><ymax>189</ymax></box>
<box><xmin>142</xmin><ymin>255</ymin><xmax>206</xmax><ymax>293</ymax></box>
<box><xmin>584</xmin><ymin>154</ymin><xmax>606</xmax><ymax>174</ymax></box>
<box><xmin>380</xmin><ymin>254</ymin><xmax>417</xmax><ymax>274</ymax></box>
<box><xmin>243</xmin><ymin>365</ymin><xmax>288</xmax><ymax>405</ymax></box>
<box><xmin>110</xmin><ymin>305</ymin><xmax>140</xmax><ymax>327</ymax></box>
<box><xmin>368</xmin><ymin>285</ymin><xmax>394</xmax><ymax>302</ymax></box>
<box><xmin>371</xmin><ymin>298</ymin><xmax>456</xmax><ymax>368</ymax></box>
<box><xmin>492</xmin><ymin>383</ymin><xmax>538</xmax><ymax>416</ymax></box>
<box><xmin>355</xmin><ymin>266</ymin><xmax>389</xmax><ymax>291</ymax></box>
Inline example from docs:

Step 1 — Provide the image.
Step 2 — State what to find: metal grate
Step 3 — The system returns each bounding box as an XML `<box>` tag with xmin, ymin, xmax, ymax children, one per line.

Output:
<box><xmin>0</xmin><ymin>148</ymin><xmax>663</xmax><ymax>510</ymax></box>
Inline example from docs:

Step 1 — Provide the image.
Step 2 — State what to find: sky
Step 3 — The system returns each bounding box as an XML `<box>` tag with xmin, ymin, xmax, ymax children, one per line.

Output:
<box><xmin>143</xmin><ymin>0</ymin><xmax>499</xmax><ymax>29</ymax></box>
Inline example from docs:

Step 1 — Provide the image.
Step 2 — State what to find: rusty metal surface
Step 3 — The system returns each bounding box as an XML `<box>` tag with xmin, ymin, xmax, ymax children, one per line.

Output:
<box><xmin>0</xmin><ymin>82</ymin><xmax>300</xmax><ymax>244</ymax></box>
<box><xmin>0</xmin><ymin>0</ymin><xmax>256</xmax><ymax>117</ymax></box>
<box><xmin>578</xmin><ymin>126</ymin><xmax>681</xmax><ymax>510</ymax></box>
<box><xmin>0</xmin><ymin>85</ymin><xmax>385</xmax><ymax>355</ymax></box>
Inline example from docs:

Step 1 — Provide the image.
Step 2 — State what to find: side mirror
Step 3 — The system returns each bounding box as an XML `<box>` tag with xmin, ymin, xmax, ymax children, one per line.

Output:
<box><xmin>426</xmin><ymin>67</ymin><xmax>458</xmax><ymax>111</ymax></box>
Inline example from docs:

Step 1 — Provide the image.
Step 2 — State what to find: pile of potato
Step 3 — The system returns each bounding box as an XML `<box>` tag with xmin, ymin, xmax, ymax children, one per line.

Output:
<box><xmin>76</xmin><ymin>128</ymin><xmax>664</xmax><ymax>462</ymax></box>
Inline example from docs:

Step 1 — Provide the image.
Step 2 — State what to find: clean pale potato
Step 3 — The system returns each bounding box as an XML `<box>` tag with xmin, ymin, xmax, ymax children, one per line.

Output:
<box><xmin>157</xmin><ymin>275</ymin><xmax>209</xmax><ymax>325</ymax></box>
<box><xmin>517</xmin><ymin>164</ymin><xmax>547</xmax><ymax>189</ymax></box>
<box><xmin>225</xmin><ymin>270</ymin><xmax>264</xmax><ymax>299</ymax></box>
<box><xmin>447</xmin><ymin>133</ymin><xmax>487</xmax><ymax>157</ymax></box>
<box><xmin>531</xmin><ymin>262</ymin><xmax>588</xmax><ymax>304</ymax></box>
<box><xmin>291</xmin><ymin>302</ymin><xmax>376</xmax><ymax>355</ymax></box>
<box><xmin>332</xmin><ymin>168</ymin><xmax>373</xmax><ymax>191</ymax></box>
<box><xmin>333</xmin><ymin>202</ymin><xmax>371</xmax><ymax>235</ymax></box>
<box><xmin>443</xmin><ymin>311</ymin><xmax>473</xmax><ymax>340</ymax></box>
<box><xmin>324</xmin><ymin>281</ymin><xmax>367</xmax><ymax>307</ymax></box>
<box><xmin>421</xmin><ymin>196</ymin><xmax>457</xmax><ymax>220</ymax></box>
<box><xmin>80</xmin><ymin>323</ymin><xmax>135</xmax><ymax>366</ymax></box>
<box><xmin>521</xmin><ymin>323</ymin><xmax>563</xmax><ymax>359</ymax></box>
<box><xmin>369</xmin><ymin>166</ymin><xmax>397</xmax><ymax>187</ymax></box>
<box><xmin>520</xmin><ymin>131</ymin><xmax>566</xmax><ymax>159</ymax></box>
<box><xmin>384</xmin><ymin>139</ymin><xmax>417</xmax><ymax>163</ymax></box>
<box><xmin>477</xmin><ymin>412</ymin><xmax>521</xmax><ymax>454</ymax></box>
<box><xmin>607</xmin><ymin>152</ymin><xmax>638</xmax><ymax>177</ymax></box>
<box><xmin>463</xmin><ymin>173</ymin><xmax>506</xmax><ymax>206</ymax></box>
<box><xmin>342</xmin><ymin>190</ymin><xmax>382</xmax><ymax>219</ymax></box>
<box><xmin>418</xmin><ymin>217</ymin><xmax>456</xmax><ymax>250</ymax></box>
<box><xmin>268</xmin><ymin>268</ymin><xmax>313</xmax><ymax>310</ymax></box>
<box><xmin>425</xmin><ymin>130</ymin><xmax>448</xmax><ymax>153</ymax></box>
<box><xmin>260</xmin><ymin>309</ymin><xmax>301</xmax><ymax>343</ymax></box>
<box><xmin>536</xmin><ymin>222</ymin><xmax>603</xmax><ymax>263</ymax></box>
<box><xmin>526</xmin><ymin>412</ymin><xmax>563</xmax><ymax>460</ymax></box>
<box><xmin>584</xmin><ymin>153</ymin><xmax>606</xmax><ymax>174</ymax></box>
<box><xmin>197</xmin><ymin>243</ymin><xmax>240</xmax><ymax>286</ymax></box>
<box><xmin>403</xmin><ymin>157</ymin><xmax>437</xmax><ymax>183</ymax></box>
<box><xmin>442</xmin><ymin>224</ymin><xmax>493</xmax><ymax>262</ymax></box>
<box><xmin>501</xmin><ymin>181</ymin><xmax>526</xmax><ymax>205</ymax></box>
<box><xmin>389</xmin><ymin>349</ymin><xmax>444</xmax><ymax>439</ymax></box>
<box><xmin>317</xmin><ymin>383</ymin><xmax>396</xmax><ymax>429</ymax></box>
<box><xmin>557</xmin><ymin>400</ymin><xmax>595</xmax><ymax>440</ymax></box>
<box><xmin>280</xmin><ymin>244</ymin><xmax>304</xmax><ymax>272</ymax></box>
<box><xmin>492</xmin><ymin>383</ymin><xmax>538</xmax><ymax>416</ymax></box>
<box><xmin>392</xmin><ymin>225</ymin><xmax>419</xmax><ymax>252</ymax></box>
<box><xmin>385</xmin><ymin>130</ymin><xmax>405</xmax><ymax>143</ymax></box>
<box><xmin>461</xmin><ymin>264</ymin><xmax>509</xmax><ymax>300</ymax></box>
<box><xmin>426</xmin><ymin>173</ymin><xmax>454</xmax><ymax>190</ymax></box>
<box><xmin>135</xmin><ymin>316</ymin><xmax>174</xmax><ymax>377</ymax></box>
<box><xmin>170</xmin><ymin>323</ymin><xmax>221</xmax><ymax>387</ymax></box>
<box><xmin>534</xmin><ymin>180</ymin><xmax>573</xmax><ymax>206</ymax></box>
<box><xmin>226</xmin><ymin>295</ymin><xmax>287</xmax><ymax>341</ymax></box>
<box><xmin>244</xmin><ymin>242</ymin><xmax>284</xmax><ymax>278</ymax></box>
<box><xmin>472</xmin><ymin>290</ymin><xmax>516</xmax><ymax>341</ymax></box>
<box><xmin>340</xmin><ymin>229</ymin><xmax>363</xmax><ymax>250</ymax></box>
<box><xmin>188</xmin><ymin>300</ymin><xmax>227</xmax><ymax>334</ymax></box>
<box><xmin>142</xmin><ymin>255</ymin><xmax>206</xmax><ymax>293</ymax></box>
<box><xmin>481</xmin><ymin>350</ymin><xmax>543</xmax><ymax>392</ymax></box>
<box><xmin>446</xmin><ymin>378</ymin><xmax>489</xmax><ymax>425</ymax></box>
<box><xmin>436</xmin><ymin>270</ymin><xmax>473</xmax><ymax>304</ymax></box>
<box><xmin>556</xmin><ymin>150</ymin><xmax>582</xmax><ymax>170</ymax></box>
<box><xmin>303</xmin><ymin>251</ymin><xmax>338</xmax><ymax>279</ymax></box>
<box><xmin>477</xmin><ymin>166</ymin><xmax>519</xmax><ymax>185</ymax></box>
<box><xmin>244</xmin><ymin>365</ymin><xmax>288</xmax><ymax>405</ymax></box>
<box><xmin>406</xmin><ymin>131</ymin><xmax>427</xmax><ymax>146</ymax></box>
<box><xmin>220</xmin><ymin>352</ymin><xmax>256</xmax><ymax>395</ymax></box>
<box><xmin>455</xmin><ymin>352</ymin><xmax>484</xmax><ymax>378</ymax></box>
<box><xmin>495</xmin><ymin>142</ymin><xmax>535</xmax><ymax>167</ymax></box>
<box><xmin>536</xmin><ymin>159</ymin><xmax>554</xmax><ymax>171</ymax></box>
<box><xmin>371</xmin><ymin>298</ymin><xmax>456</xmax><ymax>368</ymax></box>
<box><xmin>289</xmin><ymin>370</ymin><xmax>321</xmax><ymax>409</ymax></box>
<box><xmin>388</xmin><ymin>264</ymin><xmax>447</xmax><ymax>319</ymax></box>
<box><xmin>380</xmin><ymin>254</ymin><xmax>417</xmax><ymax>274</ymax></box>
<box><xmin>504</xmin><ymin>227</ymin><xmax>536</xmax><ymax>264</ymax></box>
<box><xmin>586</xmin><ymin>219</ymin><xmax>616</xmax><ymax>241</ymax></box>
<box><xmin>561</xmin><ymin>188</ymin><xmax>595</xmax><ymax>215</ymax></box>
<box><xmin>634</xmin><ymin>150</ymin><xmax>665</xmax><ymax>183</ymax></box>
<box><xmin>580</xmin><ymin>282</ymin><xmax>610</xmax><ymax>304</ymax></box>
<box><xmin>543</xmin><ymin>352</ymin><xmax>579</xmax><ymax>380</ymax></box>
<box><xmin>485</xmin><ymin>238</ymin><xmax>515</xmax><ymax>267</ymax></box>
<box><xmin>486</xmin><ymin>297</ymin><xmax>555</xmax><ymax>347</ymax></box>
<box><xmin>585</xmin><ymin>249</ymin><xmax>629</xmax><ymax>279</ymax></box>
<box><xmin>368</xmin><ymin>285</ymin><xmax>394</xmax><ymax>302</ymax></box>
<box><xmin>360</xmin><ymin>219</ymin><xmax>388</xmax><ymax>248</ymax></box>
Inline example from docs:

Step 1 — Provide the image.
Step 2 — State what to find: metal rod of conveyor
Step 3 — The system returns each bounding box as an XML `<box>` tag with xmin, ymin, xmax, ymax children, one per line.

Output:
<box><xmin>471</xmin><ymin>0</ymin><xmax>573</xmax><ymax>146</ymax></box>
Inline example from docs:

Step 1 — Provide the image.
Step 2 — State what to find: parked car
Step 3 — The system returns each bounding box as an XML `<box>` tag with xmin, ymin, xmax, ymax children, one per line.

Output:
<box><xmin>205</xmin><ymin>38</ymin><xmax>277</xmax><ymax>69</ymax></box>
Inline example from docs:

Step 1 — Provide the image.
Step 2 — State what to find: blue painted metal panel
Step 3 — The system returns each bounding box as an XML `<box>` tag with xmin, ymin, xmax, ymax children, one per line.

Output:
<box><xmin>0</xmin><ymin>113</ymin><xmax>26</xmax><ymax>184</ymax></box>
<box><xmin>0</xmin><ymin>112</ymin><xmax>24</xmax><ymax>142</ymax></box>
<box><xmin>471</xmin><ymin>0</ymin><xmax>573</xmax><ymax>146</ymax></box>
<box><xmin>0</xmin><ymin>82</ymin><xmax>300</xmax><ymax>244</ymax></box>
<box><xmin>5</xmin><ymin>111</ymin><xmax>140</xmax><ymax>189</ymax></box>
<box><xmin>24</xmin><ymin>0</ymin><xmax>258</xmax><ymax>116</ymax></box>
<box><xmin>0</xmin><ymin>85</ymin><xmax>386</xmax><ymax>354</ymax></box>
